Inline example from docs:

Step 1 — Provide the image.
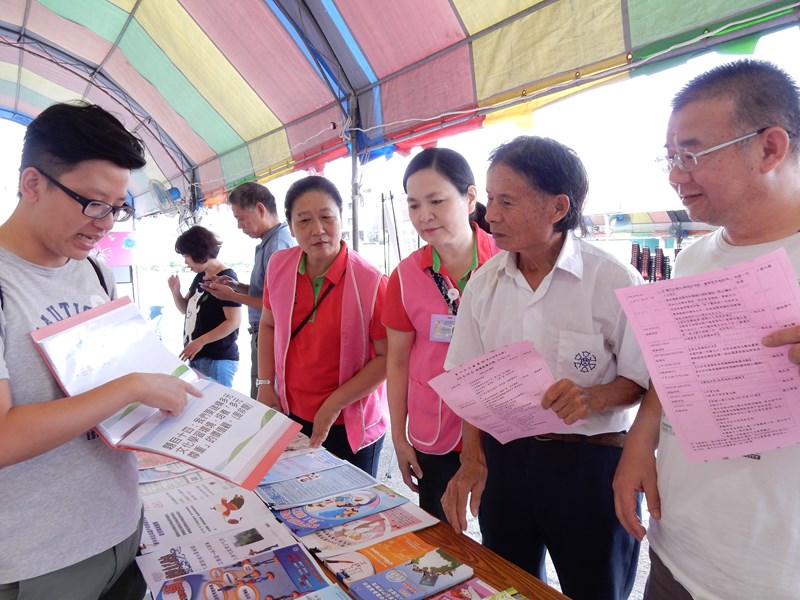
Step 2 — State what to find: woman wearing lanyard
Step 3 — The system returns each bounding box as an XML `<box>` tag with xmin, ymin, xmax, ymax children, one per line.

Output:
<box><xmin>382</xmin><ymin>148</ymin><xmax>499</xmax><ymax>520</ymax></box>
<box><xmin>256</xmin><ymin>176</ymin><xmax>388</xmax><ymax>476</ymax></box>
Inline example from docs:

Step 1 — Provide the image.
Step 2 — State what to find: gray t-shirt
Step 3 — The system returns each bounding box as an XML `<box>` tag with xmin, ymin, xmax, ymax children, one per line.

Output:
<box><xmin>0</xmin><ymin>247</ymin><xmax>141</xmax><ymax>583</ymax></box>
<box><xmin>248</xmin><ymin>222</ymin><xmax>295</xmax><ymax>324</ymax></box>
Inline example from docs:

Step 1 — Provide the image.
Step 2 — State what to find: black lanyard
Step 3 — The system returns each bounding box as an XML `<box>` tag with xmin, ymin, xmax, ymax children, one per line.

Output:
<box><xmin>427</xmin><ymin>268</ymin><xmax>459</xmax><ymax>315</ymax></box>
<box><xmin>291</xmin><ymin>280</ymin><xmax>337</xmax><ymax>339</ymax></box>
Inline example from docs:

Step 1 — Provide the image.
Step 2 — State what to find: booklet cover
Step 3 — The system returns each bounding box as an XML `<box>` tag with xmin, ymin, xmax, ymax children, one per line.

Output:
<box><xmin>323</xmin><ymin>532</ymin><xmax>436</xmax><ymax>585</ymax></box>
<box><xmin>302</xmin><ymin>503</ymin><xmax>439</xmax><ymax>559</ymax></box>
<box><xmin>256</xmin><ymin>461</ymin><xmax>378</xmax><ymax>509</ymax></box>
<box><xmin>153</xmin><ymin>544</ymin><xmax>330</xmax><ymax>600</ymax></box>
<box><xmin>348</xmin><ymin>548</ymin><xmax>473</xmax><ymax>600</ymax></box>
<box><xmin>274</xmin><ymin>484</ymin><xmax>409</xmax><ymax>537</ymax></box>
<box><xmin>31</xmin><ymin>297</ymin><xmax>301</xmax><ymax>489</ymax></box>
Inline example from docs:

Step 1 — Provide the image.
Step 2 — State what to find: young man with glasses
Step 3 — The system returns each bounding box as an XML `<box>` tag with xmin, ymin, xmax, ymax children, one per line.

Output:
<box><xmin>613</xmin><ymin>60</ymin><xmax>800</xmax><ymax>599</ymax></box>
<box><xmin>0</xmin><ymin>102</ymin><xmax>201</xmax><ymax>599</ymax></box>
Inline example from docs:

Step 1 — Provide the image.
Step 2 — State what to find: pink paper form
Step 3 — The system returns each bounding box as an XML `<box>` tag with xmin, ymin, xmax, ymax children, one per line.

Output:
<box><xmin>428</xmin><ymin>341</ymin><xmax>565</xmax><ymax>444</ymax></box>
<box><xmin>616</xmin><ymin>248</ymin><xmax>800</xmax><ymax>462</ymax></box>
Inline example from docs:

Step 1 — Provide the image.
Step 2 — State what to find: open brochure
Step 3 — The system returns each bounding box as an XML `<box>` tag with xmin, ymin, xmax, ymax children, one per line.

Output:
<box><xmin>137</xmin><ymin>503</ymin><xmax>297</xmax><ymax>596</ymax></box>
<box><xmin>139</xmin><ymin>475</ymin><xmax>285</xmax><ymax>555</ymax></box>
<box><xmin>31</xmin><ymin>297</ymin><xmax>300</xmax><ymax>489</ymax></box>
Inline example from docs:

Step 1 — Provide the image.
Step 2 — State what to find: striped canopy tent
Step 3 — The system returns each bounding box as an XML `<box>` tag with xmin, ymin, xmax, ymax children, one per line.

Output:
<box><xmin>1</xmin><ymin>0</ymin><xmax>799</xmax><ymax>218</ymax></box>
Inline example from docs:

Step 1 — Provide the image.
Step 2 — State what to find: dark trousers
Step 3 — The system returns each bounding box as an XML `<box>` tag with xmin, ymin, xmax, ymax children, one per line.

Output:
<box><xmin>479</xmin><ymin>435</ymin><xmax>640</xmax><ymax>600</ymax></box>
<box><xmin>249</xmin><ymin>328</ymin><xmax>259</xmax><ymax>399</ymax></box>
<box><xmin>414</xmin><ymin>449</ymin><xmax>461</xmax><ymax>522</ymax></box>
<box><xmin>644</xmin><ymin>548</ymin><xmax>694</xmax><ymax>600</ymax></box>
<box><xmin>290</xmin><ymin>414</ymin><xmax>384</xmax><ymax>478</ymax></box>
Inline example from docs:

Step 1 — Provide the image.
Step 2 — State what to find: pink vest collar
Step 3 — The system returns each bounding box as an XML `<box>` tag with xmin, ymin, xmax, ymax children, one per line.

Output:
<box><xmin>268</xmin><ymin>244</ymin><xmax>387</xmax><ymax>453</ymax></box>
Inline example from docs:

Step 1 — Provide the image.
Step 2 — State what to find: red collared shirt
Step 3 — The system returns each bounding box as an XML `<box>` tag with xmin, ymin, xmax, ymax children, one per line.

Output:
<box><xmin>264</xmin><ymin>244</ymin><xmax>387</xmax><ymax>421</ymax></box>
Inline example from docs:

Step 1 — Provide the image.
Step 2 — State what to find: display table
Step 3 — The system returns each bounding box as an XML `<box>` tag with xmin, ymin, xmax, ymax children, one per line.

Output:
<box><xmin>411</xmin><ymin>522</ymin><xmax>568</xmax><ymax>600</ymax></box>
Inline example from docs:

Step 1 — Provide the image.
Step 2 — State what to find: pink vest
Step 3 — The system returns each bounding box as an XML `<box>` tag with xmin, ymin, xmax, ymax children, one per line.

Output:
<box><xmin>268</xmin><ymin>244</ymin><xmax>388</xmax><ymax>453</ymax></box>
<box><xmin>396</xmin><ymin>229</ymin><xmax>499</xmax><ymax>454</ymax></box>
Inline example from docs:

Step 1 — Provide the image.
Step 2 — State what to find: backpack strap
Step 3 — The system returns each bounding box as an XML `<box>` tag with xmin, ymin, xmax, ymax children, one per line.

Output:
<box><xmin>86</xmin><ymin>256</ymin><xmax>109</xmax><ymax>297</ymax></box>
<box><xmin>0</xmin><ymin>256</ymin><xmax>109</xmax><ymax>309</ymax></box>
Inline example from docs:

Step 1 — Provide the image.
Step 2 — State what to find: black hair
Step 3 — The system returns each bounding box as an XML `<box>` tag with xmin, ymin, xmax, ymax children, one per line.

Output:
<box><xmin>489</xmin><ymin>136</ymin><xmax>588</xmax><ymax>235</ymax></box>
<box><xmin>673</xmin><ymin>59</ymin><xmax>800</xmax><ymax>155</ymax></box>
<box><xmin>284</xmin><ymin>176</ymin><xmax>343</xmax><ymax>222</ymax></box>
<box><xmin>402</xmin><ymin>147</ymin><xmax>475</xmax><ymax>195</ymax></box>
<box><xmin>228</xmin><ymin>181</ymin><xmax>277</xmax><ymax>215</ymax></box>
<box><xmin>21</xmin><ymin>101</ymin><xmax>146</xmax><ymax>178</ymax></box>
<box><xmin>174</xmin><ymin>225</ymin><xmax>222</xmax><ymax>263</ymax></box>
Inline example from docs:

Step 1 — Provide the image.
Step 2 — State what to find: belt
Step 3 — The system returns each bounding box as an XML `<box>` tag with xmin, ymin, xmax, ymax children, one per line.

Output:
<box><xmin>533</xmin><ymin>431</ymin><xmax>626</xmax><ymax>448</ymax></box>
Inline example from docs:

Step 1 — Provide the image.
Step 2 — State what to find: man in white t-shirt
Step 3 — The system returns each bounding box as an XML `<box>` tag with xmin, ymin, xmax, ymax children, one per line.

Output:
<box><xmin>613</xmin><ymin>60</ymin><xmax>800</xmax><ymax>600</ymax></box>
<box><xmin>0</xmin><ymin>103</ymin><xmax>200</xmax><ymax>599</ymax></box>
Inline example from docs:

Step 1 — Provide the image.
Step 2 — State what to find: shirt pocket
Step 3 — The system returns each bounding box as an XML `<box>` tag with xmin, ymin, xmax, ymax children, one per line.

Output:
<box><xmin>555</xmin><ymin>330</ymin><xmax>611</xmax><ymax>385</ymax></box>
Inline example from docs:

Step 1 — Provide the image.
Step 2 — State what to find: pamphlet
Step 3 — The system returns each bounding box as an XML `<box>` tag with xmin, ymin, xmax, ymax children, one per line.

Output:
<box><xmin>274</xmin><ymin>484</ymin><xmax>409</xmax><ymax>537</ymax></box>
<box><xmin>615</xmin><ymin>248</ymin><xmax>800</xmax><ymax>461</ymax></box>
<box><xmin>31</xmin><ymin>297</ymin><xmax>301</xmax><ymax>489</ymax></box>
<box><xmin>256</xmin><ymin>461</ymin><xmax>378</xmax><ymax>509</ymax></box>
<box><xmin>428</xmin><ymin>577</ymin><xmax>499</xmax><ymax>600</ymax></box>
<box><xmin>348</xmin><ymin>548</ymin><xmax>473</xmax><ymax>600</ymax></box>
<box><xmin>139</xmin><ymin>475</ymin><xmax>277</xmax><ymax>554</ymax></box>
<box><xmin>429</xmin><ymin>341</ymin><xmax>566</xmax><ymax>443</ymax></box>
<box><xmin>302</xmin><ymin>503</ymin><xmax>439</xmax><ymax>559</ymax></box>
<box><xmin>136</xmin><ymin>511</ymin><xmax>297</xmax><ymax>595</ymax></box>
<box><xmin>153</xmin><ymin>544</ymin><xmax>330</xmax><ymax>600</ymax></box>
<box><xmin>323</xmin><ymin>532</ymin><xmax>436</xmax><ymax>584</ymax></box>
<box><xmin>302</xmin><ymin>585</ymin><xmax>354</xmax><ymax>600</ymax></box>
<box><xmin>259</xmin><ymin>448</ymin><xmax>346</xmax><ymax>484</ymax></box>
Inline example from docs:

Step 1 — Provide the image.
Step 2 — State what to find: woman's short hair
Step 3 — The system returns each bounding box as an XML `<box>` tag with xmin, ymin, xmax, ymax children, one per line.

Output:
<box><xmin>174</xmin><ymin>225</ymin><xmax>222</xmax><ymax>263</ymax></box>
<box><xmin>284</xmin><ymin>176</ymin><xmax>343</xmax><ymax>222</ymax></box>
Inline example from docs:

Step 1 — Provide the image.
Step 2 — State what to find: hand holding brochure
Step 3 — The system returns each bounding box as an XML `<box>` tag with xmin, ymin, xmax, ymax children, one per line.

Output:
<box><xmin>31</xmin><ymin>297</ymin><xmax>300</xmax><ymax>489</ymax></box>
<box><xmin>429</xmin><ymin>341</ymin><xmax>566</xmax><ymax>443</ymax></box>
<box><xmin>615</xmin><ymin>248</ymin><xmax>800</xmax><ymax>462</ymax></box>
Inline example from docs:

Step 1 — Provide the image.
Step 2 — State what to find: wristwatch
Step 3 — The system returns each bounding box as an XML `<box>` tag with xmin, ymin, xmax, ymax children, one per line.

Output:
<box><xmin>255</xmin><ymin>378</ymin><xmax>273</xmax><ymax>387</ymax></box>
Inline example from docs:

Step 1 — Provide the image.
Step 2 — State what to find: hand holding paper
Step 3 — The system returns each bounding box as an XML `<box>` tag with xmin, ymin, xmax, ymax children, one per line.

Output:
<box><xmin>428</xmin><ymin>341</ymin><xmax>566</xmax><ymax>444</ymax></box>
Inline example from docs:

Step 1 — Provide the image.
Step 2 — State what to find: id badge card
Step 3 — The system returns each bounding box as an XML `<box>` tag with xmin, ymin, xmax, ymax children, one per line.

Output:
<box><xmin>430</xmin><ymin>314</ymin><xmax>457</xmax><ymax>342</ymax></box>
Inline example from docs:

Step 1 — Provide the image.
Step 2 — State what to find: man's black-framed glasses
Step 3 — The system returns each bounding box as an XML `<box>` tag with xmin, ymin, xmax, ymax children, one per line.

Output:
<box><xmin>656</xmin><ymin>127</ymin><xmax>768</xmax><ymax>174</ymax></box>
<box><xmin>38</xmin><ymin>169</ymin><xmax>135</xmax><ymax>222</ymax></box>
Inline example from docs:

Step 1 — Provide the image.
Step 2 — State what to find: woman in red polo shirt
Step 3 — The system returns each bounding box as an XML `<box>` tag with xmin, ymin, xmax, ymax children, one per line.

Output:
<box><xmin>382</xmin><ymin>148</ymin><xmax>499</xmax><ymax>520</ymax></box>
<box><xmin>256</xmin><ymin>176</ymin><xmax>388</xmax><ymax>476</ymax></box>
